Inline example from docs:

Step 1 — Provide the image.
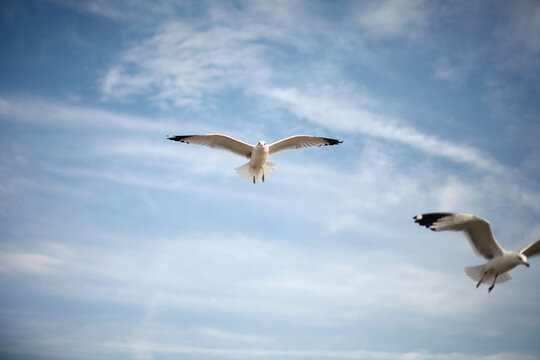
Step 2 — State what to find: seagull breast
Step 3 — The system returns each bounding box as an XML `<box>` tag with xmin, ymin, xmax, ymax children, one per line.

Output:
<box><xmin>250</xmin><ymin>142</ymin><xmax>269</xmax><ymax>167</ymax></box>
<box><xmin>485</xmin><ymin>251</ymin><xmax>523</xmax><ymax>274</ymax></box>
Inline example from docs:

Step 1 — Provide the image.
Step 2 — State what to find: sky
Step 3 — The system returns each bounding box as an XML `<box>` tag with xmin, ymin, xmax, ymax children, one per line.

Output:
<box><xmin>1</xmin><ymin>0</ymin><xmax>540</xmax><ymax>359</ymax></box>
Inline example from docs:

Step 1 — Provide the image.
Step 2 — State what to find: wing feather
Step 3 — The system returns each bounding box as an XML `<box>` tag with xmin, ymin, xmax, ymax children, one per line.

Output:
<box><xmin>414</xmin><ymin>213</ymin><xmax>504</xmax><ymax>260</ymax></box>
<box><xmin>268</xmin><ymin>135</ymin><xmax>342</xmax><ymax>156</ymax></box>
<box><xmin>521</xmin><ymin>238</ymin><xmax>540</xmax><ymax>258</ymax></box>
<box><xmin>168</xmin><ymin>134</ymin><xmax>253</xmax><ymax>159</ymax></box>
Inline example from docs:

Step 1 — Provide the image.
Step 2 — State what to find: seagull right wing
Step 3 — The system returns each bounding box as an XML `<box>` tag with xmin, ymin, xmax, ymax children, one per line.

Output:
<box><xmin>520</xmin><ymin>238</ymin><xmax>540</xmax><ymax>259</ymax></box>
<box><xmin>168</xmin><ymin>134</ymin><xmax>253</xmax><ymax>159</ymax></box>
<box><xmin>268</xmin><ymin>135</ymin><xmax>342</xmax><ymax>156</ymax></box>
<box><xmin>414</xmin><ymin>213</ymin><xmax>504</xmax><ymax>260</ymax></box>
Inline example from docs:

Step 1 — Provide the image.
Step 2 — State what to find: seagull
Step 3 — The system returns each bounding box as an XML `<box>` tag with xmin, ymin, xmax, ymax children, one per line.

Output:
<box><xmin>413</xmin><ymin>213</ymin><xmax>540</xmax><ymax>292</ymax></box>
<box><xmin>167</xmin><ymin>134</ymin><xmax>343</xmax><ymax>183</ymax></box>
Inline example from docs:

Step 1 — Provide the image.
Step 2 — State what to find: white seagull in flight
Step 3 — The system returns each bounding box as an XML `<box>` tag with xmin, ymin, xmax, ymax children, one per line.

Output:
<box><xmin>168</xmin><ymin>134</ymin><xmax>343</xmax><ymax>183</ymax></box>
<box><xmin>414</xmin><ymin>213</ymin><xmax>540</xmax><ymax>292</ymax></box>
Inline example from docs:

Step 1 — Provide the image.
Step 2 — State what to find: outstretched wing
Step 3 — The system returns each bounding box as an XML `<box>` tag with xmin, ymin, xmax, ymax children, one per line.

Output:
<box><xmin>413</xmin><ymin>212</ymin><xmax>504</xmax><ymax>260</ymax></box>
<box><xmin>521</xmin><ymin>238</ymin><xmax>540</xmax><ymax>259</ymax></box>
<box><xmin>168</xmin><ymin>134</ymin><xmax>253</xmax><ymax>159</ymax></box>
<box><xmin>268</xmin><ymin>135</ymin><xmax>342</xmax><ymax>156</ymax></box>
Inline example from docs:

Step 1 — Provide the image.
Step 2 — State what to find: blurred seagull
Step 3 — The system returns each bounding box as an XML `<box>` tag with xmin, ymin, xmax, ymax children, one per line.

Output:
<box><xmin>168</xmin><ymin>134</ymin><xmax>343</xmax><ymax>183</ymax></box>
<box><xmin>414</xmin><ymin>212</ymin><xmax>540</xmax><ymax>292</ymax></box>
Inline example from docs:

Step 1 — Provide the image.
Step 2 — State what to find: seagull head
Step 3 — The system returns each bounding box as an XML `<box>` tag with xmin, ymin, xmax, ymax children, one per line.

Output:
<box><xmin>256</xmin><ymin>140</ymin><xmax>267</xmax><ymax>147</ymax></box>
<box><xmin>519</xmin><ymin>253</ymin><xmax>530</xmax><ymax>267</ymax></box>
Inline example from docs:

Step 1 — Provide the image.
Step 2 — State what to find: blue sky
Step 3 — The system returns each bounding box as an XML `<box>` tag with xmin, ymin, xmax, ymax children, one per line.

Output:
<box><xmin>1</xmin><ymin>0</ymin><xmax>540</xmax><ymax>359</ymax></box>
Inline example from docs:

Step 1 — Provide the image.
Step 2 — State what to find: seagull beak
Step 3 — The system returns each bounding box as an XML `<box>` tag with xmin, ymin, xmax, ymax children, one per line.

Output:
<box><xmin>525</xmin><ymin>262</ymin><xmax>530</xmax><ymax>267</ymax></box>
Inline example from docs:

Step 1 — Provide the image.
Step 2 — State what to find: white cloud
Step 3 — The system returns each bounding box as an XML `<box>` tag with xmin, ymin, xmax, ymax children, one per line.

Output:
<box><xmin>356</xmin><ymin>0</ymin><xmax>428</xmax><ymax>40</ymax></box>
<box><xmin>81</xmin><ymin>0</ymin><xmax>505</xmax><ymax>177</ymax></box>
<box><xmin>44</xmin><ymin>164</ymin><xmax>283</xmax><ymax>207</ymax></box>
<box><xmin>101</xmin><ymin>20</ymin><xmax>271</xmax><ymax>107</ymax></box>
<box><xmin>0</xmin><ymin>95</ymin><xmax>172</xmax><ymax>132</ymax></box>
<box><xmin>433</xmin><ymin>58</ymin><xmax>465</xmax><ymax>82</ymax></box>
<box><xmin>501</xmin><ymin>0</ymin><xmax>540</xmax><ymax>53</ymax></box>
<box><xmin>196</xmin><ymin>327</ymin><xmax>273</xmax><ymax>344</ymax></box>
<box><xmin>52</xmin><ymin>0</ymin><xmax>179</xmax><ymax>22</ymax></box>
<box><xmin>266</xmin><ymin>87</ymin><xmax>504</xmax><ymax>173</ymax></box>
<box><xmin>102</xmin><ymin>340</ymin><xmax>538</xmax><ymax>360</ymax></box>
<box><xmin>262</xmin><ymin>261</ymin><xmax>481</xmax><ymax>321</ymax></box>
<box><xmin>0</xmin><ymin>252</ymin><xmax>61</xmax><ymax>274</ymax></box>
<box><xmin>101</xmin><ymin>66</ymin><xmax>154</xmax><ymax>99</ymax></box>
<box><xmin>49</xmin><ymin>166</ymin><xmax>188</xmax><ymax>191</ymax></box>
<box><xmin>92</xmin><ymin>140</ymin><xmax>246</xmax><ymax>181</ymax></box>
<box><xmin>430</xmin><ymin>177</ymin><xmax>481</xmax><ymax>211</ymax></box>
<box><xmin>2</xmin><ymin>94</ymin><xmax>536</xmax><ymax>237</ymax></box>
<box><xmin>10</xmin><ymin>234</ymin><xmax>485</xmax><ymax>325</ymax></box>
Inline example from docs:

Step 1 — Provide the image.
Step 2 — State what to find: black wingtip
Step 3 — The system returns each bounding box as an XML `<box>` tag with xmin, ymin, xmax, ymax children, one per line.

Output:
<box><xmin>413</xmin><ymin>212</ymin><xmax>452</xmax><ymax>229</ymax></box>
<box><xmin>167</xmin><ymin>135</ymin><xmax>194</xmax><ymax>142</ymax></box>
<box><xmin>322</xmin><ymin>137</ymin><xmax>343</xmax><ymax>146</ymax></box>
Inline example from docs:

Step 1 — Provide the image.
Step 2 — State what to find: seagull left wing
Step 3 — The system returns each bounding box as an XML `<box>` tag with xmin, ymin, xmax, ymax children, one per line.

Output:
<box><xmin>521</xmin><ymin>238</ymin><xmax>540</xmax><ymax>259</ymax></box>
<box><xmin>414</xmin><ymin>213</ymin><xmax>504</xmax><ymax>260</ymax></box>
<box><xmin>168</xmin><ymin>134</ymin><xmax>253</xmax><ymax>159</ymax></box>
<box><xmin>268</xmin><ymin>135</ymin><xmax>342</xmax><ymax>156</ymax></box>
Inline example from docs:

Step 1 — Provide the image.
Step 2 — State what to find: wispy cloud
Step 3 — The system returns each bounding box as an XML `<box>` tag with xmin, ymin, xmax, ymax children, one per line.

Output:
<box><xmin>2</xmin><ymin>94</ymin><xmax>536</xmax><ymax>234</ymax></box>
<box><xmin>0</xmin><ymin>252</ymin><xmax>61</xmax><ymax>274</ymax></box>
<box><xmin>196</xmin><ymin>327</ymin><xmax>273</xmax><ymax>345</ymax></box>
<box><xmin>102</xmin><ymin>340</ymin><xmax>538</xmax><ymax>360</ymax></box>
<box><xmin>356</xmin><ymin>0</ymin><xmax>429</xmax><ymax>40</ymax></box>
<box><xmin>0</xmin><ymin>93</ymin><xmax>501</xmax><ymax>176</ymax></box>
<box><xmin>100</xmin><ymin>20</ymin><xmax>272</xmax><ymax>107</ymax></box>
<box><xmin>499</xmin><ymin>0</ymin><xmax>540</xmax><ymax>54</ymax></box>
<box><xmin>77</xmin><ymin>0</ymin><xmax>507</xmax><ymax>176</ymax></box>
<box><xmin>2</xmin><ymin>231</ymin><xmax>537</xmax><ymax>358</ymax></box>
<box><xmin>267</xmin><ymin>87</ymin><xmax>504</xmax><ymax>173</ymax></box>
<box><xmin>6</xmin><ymin>234</ymin><xmax>486</xmax><ymax>324</ymax></box>
<box><xmin>433</xmin><ymin>58</ymin><xmax>466</xmax><ymax>82</ymax></box>
<box><xmin>51</xmin><ymin>0</ymin><xmax>180</xmax><ymax>22</ymax></box>
<box><xmin>0</xmin><ymin>95</ymin><xmax>172</xmax><ymax>132</ymax></box>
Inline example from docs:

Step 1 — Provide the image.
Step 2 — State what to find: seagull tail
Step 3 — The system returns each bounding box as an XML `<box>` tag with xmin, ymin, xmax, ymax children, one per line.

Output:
<box><xmin>464</xmin><ymin>265</ymin><xmax>484</xmax><ymax>282</ymax></box>
<box><xmin>234</xmin><ymin>161</ymin><xmax>277</xmax><ymax>183</ymax></box>
<box><xmin>465</xmin><ymin>266</ymin><xmax>512</xmax><ymax>285</ymax></box>
<box><xmin>495</xmin><ymin>272</ymin><xmax>511</xmax><ymax>284</ymax></box>
<box><xmin>263</xmin><ymin>161</ymin><xmax>276</xmax><ymax>178</ymax></box>
<box><xmin>235</xmin><ymin>162</ymin><xmax>254</xmax><ymax>181</ymax></box>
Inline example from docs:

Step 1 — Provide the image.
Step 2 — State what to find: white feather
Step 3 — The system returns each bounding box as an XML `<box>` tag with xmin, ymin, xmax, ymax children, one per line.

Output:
<box><xmin>465</xmin><ymin>265</ymin><xmax>511</xmax><ymax>285</ymax></box>
<box><xmin>234</xmin><ymin>161</ymin><xmax>277</xmax><ymax>183</ymax></box>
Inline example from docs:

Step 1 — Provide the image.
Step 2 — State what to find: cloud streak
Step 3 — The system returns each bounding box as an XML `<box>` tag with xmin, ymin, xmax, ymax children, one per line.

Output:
<box><xmin>102</xmin><ymin>340</ymin><xmax>538</xmax><ymax>360</ymax></box>
<box><xmin>100</xmin><ymin>20</ymin><xmax>271</xmax><ymax>107</ymax></box>
<box><xmin>267</xmin><ymin>88</ymin><xmax>504</xmax><ymax>173</ymax></box>
<box><xmin>0</xmin><ymin>252</ymin><xmax>61</xmax><ymax>274</ymax></box>
<box><xmin>356</xmin><ymin>0</ymin><xmax>428</xmax><ymax>40</ymax></box>
<box><xmin>84</xmin><ymin>1</ymin><xmax>507</xmax><ymax>174</ymax></box>
<box><xmin>0</xmin><ymin>95</ymin><xmax>172</xmax><ymax>132</ymax></box>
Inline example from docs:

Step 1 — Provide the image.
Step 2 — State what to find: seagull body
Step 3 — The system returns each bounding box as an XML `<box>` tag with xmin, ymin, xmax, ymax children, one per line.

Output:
<box><xmin>414</xmin><ymin>212</ymin><xmax>540</xmax><ymax>292</ymax></box>
<box><xmin>247</xmin><ymin>140</ymin><xmax>271</xmax><ymax>183</ymax></box>
<box><xmin>168</xmin><ymin>134</ymin><xmax>343</xmax><ymax>183</ymax></box>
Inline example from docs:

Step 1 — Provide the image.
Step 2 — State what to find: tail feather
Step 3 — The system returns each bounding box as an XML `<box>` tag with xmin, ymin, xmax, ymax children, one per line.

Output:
<box><xmin>465</xmin><ymin>265</ymin><xmax>512</xmax><ymax>285</ymax></box>
<box><xmin>235</xmin><ymin>162</ymin><xmax>253</xmax><ymax>181</ymax></box>
<box><xmin>464</xmin><ymin>265</ymin><xmax>484</xmax><ymax>282</ymax></box>
<box><xmin>234</xmin><ymin>161</ymin><xmax>277</xmax><ymax>183</ymax></box>
<box><xmin>494</xmin><ymin>272</ymin><xmax>512</xmax><ymax>284</ymax></box>
<box><xmin>264</xmin><ymin>161</ymin><xmax>276</xmax><ymax>178</ymax></box>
